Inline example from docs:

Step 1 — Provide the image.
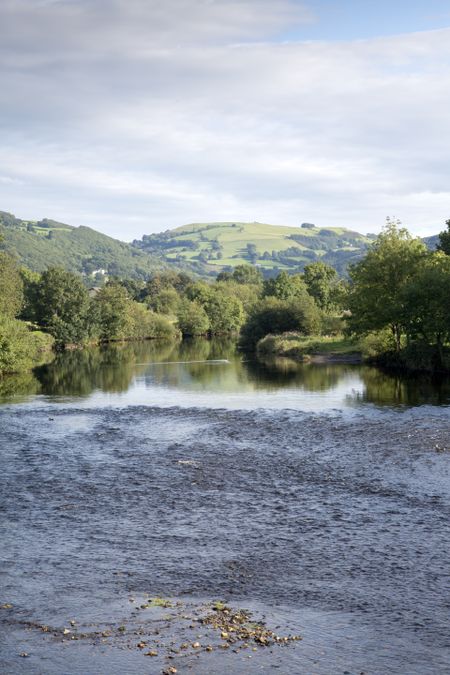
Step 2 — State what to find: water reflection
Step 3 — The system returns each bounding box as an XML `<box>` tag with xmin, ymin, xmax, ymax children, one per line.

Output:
<box><xmin>0</xmin><ymin>338</ymin><xmax>449</xmax><ymax>408</ymax></box>
<box><xmin>352</xmin><ymin>366</ymin><xmax>450</xmax><ymax>407</ymax></box>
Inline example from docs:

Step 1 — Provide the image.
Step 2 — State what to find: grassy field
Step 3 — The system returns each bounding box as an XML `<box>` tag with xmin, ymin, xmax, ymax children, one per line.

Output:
<box><xmin>135</xmin><ymin>221</ymin><xmax>374</xmax><ymax>276</ymax></box>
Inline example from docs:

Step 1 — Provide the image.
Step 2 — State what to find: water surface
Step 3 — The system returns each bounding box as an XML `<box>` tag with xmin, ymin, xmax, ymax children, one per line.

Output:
<box><xmin>1</xmin><ymin>339</ymin><xmax>449</xmax><ymax>674</ymax></box>
<box><xmin>2</xmin><ymin>338</ymin><xmax>450</xmax><ymax>410</ymax></box>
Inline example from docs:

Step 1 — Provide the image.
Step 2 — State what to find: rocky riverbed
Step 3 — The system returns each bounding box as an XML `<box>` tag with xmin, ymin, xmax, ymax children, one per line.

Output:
<box><xmin>1</xmin><ymin>402</ymin><xmax>449</xmax><ymax>674</ymax></box>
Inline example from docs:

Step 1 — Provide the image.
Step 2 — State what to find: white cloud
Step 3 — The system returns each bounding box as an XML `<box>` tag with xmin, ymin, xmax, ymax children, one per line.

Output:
<box><xmin>0</xmin><ymin>1</ymin><xmax>449</xmax><ymax>239</ymax></box>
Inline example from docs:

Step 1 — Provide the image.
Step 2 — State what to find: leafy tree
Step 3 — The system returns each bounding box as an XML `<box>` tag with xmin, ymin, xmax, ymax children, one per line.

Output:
<box><xmin>185</xmin><ymin>281</ymin><xmax>214</xmax><ymax>305</ymax></box>
<box><xmin>215</xmin><ymin>280</ymin><xmax>261</xmax><ymax>313</ymax></box>
<box><xmin>146</xmin><ymin>288</ymin><xmax>180</xmax><ymax>315</ymax></box>
<box><xmin>185</xmin><ymin>282</ymin><xmax>245</xmax><ymax>333</ymax></box>
<box><xmin>94</xmin><ymin>283</ymin><xmax>130</xmax><ymax>340</ymax></box>
<box><xmin>144</xmin><ymin>271</ymin><xmax>192</xmax><ymax>299</ymax></box>
<box><xmin>119</xmin><ymin>278</ymin><xmax>146</xmax><ymax>301</ymax></box>
<box><xmin>33</xmin><ymin>268</ymin><xmax>93</xmax><ymax>345</ymax></box>
<box><xmin>204</xmin><ymin>291</ymin><xmax>244</xmax><ymax>334</ymax></box>
<box><xmin>231</xmin><ymin>264</ymin><xmax>263</xmax><ymax>285</ymax></box>
<box><xmin>263</xmin><ymin>271</ymin><xmax>308</xmax><ymax>301</ymax></box>
<box><xmin>401</xmin><ymin>253</ymin><xmax>450</xmax><ymax>366</ymax></box>
<box><xmin>176</xmin><ymin>299</ymin><xmax>210</xmax><ymax>336</ymax></box>
<box><xmin>216</xmin><ymin>270</ymin><xmax>233</xmax><ymax>282</ymax></box>
<box><xmin>303</xmin><ymin>261</ymin><xmax>338</xmax><ymax>311</ymax></box>
<box><xmin>347</xmin><ymin>220</ymin><xmax>427</xmax><ymax>350</ymax></box>
<box><xmin>437</xmin><ymin>218</ymin><xmax>450</xmax><ymax>255</ymax></box>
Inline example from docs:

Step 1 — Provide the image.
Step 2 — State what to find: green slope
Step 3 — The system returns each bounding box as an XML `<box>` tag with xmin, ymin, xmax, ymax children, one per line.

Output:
<box><xmin>133</xmin><ymin>221</ymin><xmax>376</xmax><ymax>276</ymax></box>
<box><xmin>2</xmin><ymin>211</ymin><xmax>438</xmax><ymax>282</ymax></box>
<box><xmin>0</xmin><ymin>211</ymin><xmax>166</xmax><ymax>280</ymax></box>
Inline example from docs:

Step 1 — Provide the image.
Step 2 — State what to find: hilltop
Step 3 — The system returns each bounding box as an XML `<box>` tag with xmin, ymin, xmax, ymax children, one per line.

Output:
<box><xmin>0</xmin><ymin>211</ymin><xmax>166</xmax><ymax>281</ymax></box>
<box><xmin>132</xmin><ymin>221</ymin><xmax>377</xmax><ymax>276</ymax></box>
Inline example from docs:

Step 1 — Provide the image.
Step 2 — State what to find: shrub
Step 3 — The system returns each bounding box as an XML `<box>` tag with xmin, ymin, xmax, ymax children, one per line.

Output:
<box><xmin>124</xmin><ymin>302</ymin><xmax>177</xmax><ymax>340</ymax></box>
<box><xmin>0</xmin><ymin>316</ymin><xmax>54</xmax><ymax>375</ymax></box>
<box><xmin>241</xmin><ymin>296</ymin><xmax>321</xmax><ymax>348</ymax></box>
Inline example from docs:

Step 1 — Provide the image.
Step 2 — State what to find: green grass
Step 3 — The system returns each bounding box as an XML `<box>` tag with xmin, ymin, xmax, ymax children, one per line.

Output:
<box><xmin>257</xmin><ymin>332</ymin><xmax>360</xmax><ymax>360</ymax></box>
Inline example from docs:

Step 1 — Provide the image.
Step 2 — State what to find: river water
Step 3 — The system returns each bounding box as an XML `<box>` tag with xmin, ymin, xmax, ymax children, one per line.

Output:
<box><xmin>1</xmin><ymin>339</ymin><xmax>449</xmax><ymax>674</ymax></box>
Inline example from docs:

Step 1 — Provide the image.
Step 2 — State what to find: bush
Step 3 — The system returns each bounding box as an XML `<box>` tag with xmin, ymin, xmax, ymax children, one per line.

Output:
<box><xmin>124</xmin><ymin>302</ymin><xmax>177</xmax><ymax>340</ymax></box>
<box><xmin>0</xmin><ymin>316</ymin><xmax>54</xmax><ymax>375</ymax></box>
<box><xmin>358</xmin><ymin>329</ymin><xmax>397</xmax><ymax>359</ymax></box>
<box><xmin>241</xmin><ymin>296</ymin><xmax>321</xmax><ymax>348</ymax></box>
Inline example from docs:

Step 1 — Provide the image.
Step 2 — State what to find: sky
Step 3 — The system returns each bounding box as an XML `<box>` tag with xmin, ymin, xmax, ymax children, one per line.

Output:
<box><xmin>0</xmin><ymin>0</ymin><xmax>450</xmax><ymax>241</ymax></box>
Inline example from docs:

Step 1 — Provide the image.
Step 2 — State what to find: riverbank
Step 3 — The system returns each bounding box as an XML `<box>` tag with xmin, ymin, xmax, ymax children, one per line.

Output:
<box><xmin>256</xmin><ymin>332</ymin><xmax>362</xmax><ymax>364</ymax></box>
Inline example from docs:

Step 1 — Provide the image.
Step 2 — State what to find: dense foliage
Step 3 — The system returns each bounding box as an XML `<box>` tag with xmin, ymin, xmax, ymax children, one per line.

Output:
<box><xmin>0</xmin><ymin>251</ymin><xmax>54</xmax><ymax>374</ymax></box>
<box><xmin>241</xmin><ymin>296</ymin><xmax>321</xmax><ymax>348</ymax></box>
<box><xmin>347</xmin><ymin>219</ymin><xmax>450</xmax><ymax>370</ymax></box>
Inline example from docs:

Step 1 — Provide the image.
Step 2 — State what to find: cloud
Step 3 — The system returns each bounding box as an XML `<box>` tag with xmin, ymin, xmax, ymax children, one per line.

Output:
<box><xmin>0</xmin><ymin>1</ymin><xmax>449</xmax><ymax>239</ymax></box>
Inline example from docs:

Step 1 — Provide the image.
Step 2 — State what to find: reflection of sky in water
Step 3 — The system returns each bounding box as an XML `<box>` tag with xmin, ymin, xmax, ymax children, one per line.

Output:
<box><xmin>37</xmin><ymin>362</ymin><xmax>366</xmax><ymax>412</ymax></box>
<box><xmin>121</xmin><ymin>362</ymin><xmax>365</xmax><ymax>411</ymax></box>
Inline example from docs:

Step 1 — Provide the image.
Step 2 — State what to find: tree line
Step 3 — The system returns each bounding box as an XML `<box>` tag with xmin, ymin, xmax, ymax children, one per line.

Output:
<box><xmin>1</xmin><ymin>218</ymin><xmax>450</xmax><ymax>376</ymax></box>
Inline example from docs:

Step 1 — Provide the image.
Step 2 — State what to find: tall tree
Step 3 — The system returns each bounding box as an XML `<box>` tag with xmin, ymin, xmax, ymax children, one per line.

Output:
<box><xmin>33</xmin><ymin>268</ymin><xmax>92</xmax><ymax>345</ymax></box>
<box><xmin>401</xmin><ymin>253</ymin><xmax>450</xmax><ymax>366</ymax></box>
<box><xmin>263</xmin><ymin>271</ymin><xmax>307</xmax><ymax>301</ymax></box>
<box><xmin>95</xmin><ymin>283</ymin><xmax>130</xmax><ymax>340</ymax></box>
<box><xmin>348</xmin><ymin>220</ymin><xmax>427</xmax><ymax>351</ymax></box>
<box><xmin>303</xmin><ymin>261</ymin><xmax>338</xmax><ymax>311</ymax></box>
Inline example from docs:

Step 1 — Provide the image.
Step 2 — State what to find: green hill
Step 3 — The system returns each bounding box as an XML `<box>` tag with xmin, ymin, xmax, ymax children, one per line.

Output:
<box><xmin>0</xmin><ymin>211</ymin><xmax>166</xmax><ymax>281</ymax></box>
<box><xmin>2</xmin><ymin>211</ymin><xmax>439</xmax><ymax>281</ymax></box>
<box><xmin>133</xmin><ymin>221</ymin><xmax>377</xmax><ymax>276</ymax></box>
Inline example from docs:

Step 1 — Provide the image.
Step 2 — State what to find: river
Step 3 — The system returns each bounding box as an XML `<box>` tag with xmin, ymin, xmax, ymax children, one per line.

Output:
<box><xmin>1</xmin><ymin>339</ymin><xmax>449</xmax><ymax>674</ymax></box>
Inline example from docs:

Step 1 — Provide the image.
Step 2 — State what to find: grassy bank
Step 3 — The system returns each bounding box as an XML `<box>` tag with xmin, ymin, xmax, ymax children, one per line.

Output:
<box><xmin>256</xmin><ymin>332</ymin><xmax>362</xmax><ymax>363</ymax></box>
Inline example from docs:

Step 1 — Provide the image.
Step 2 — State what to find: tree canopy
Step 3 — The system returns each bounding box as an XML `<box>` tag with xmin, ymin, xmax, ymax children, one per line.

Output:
<box><xmin>347</xmin><ymin>220</ymin><xmax>427</xmax><ymax>350</ymax></box>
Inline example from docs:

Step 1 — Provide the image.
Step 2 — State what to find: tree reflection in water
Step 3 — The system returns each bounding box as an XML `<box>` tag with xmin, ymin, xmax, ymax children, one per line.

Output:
<box><xmin>0</xmin><ymin>338</ymin><xmax>449</xmax><ymax>407</ymax></box>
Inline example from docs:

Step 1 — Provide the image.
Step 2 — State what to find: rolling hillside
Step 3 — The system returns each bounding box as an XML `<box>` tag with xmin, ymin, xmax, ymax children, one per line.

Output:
<box><xmin>0</xmin><ymin>211</ymin><xmax>166</xmax><ymax>280</ymax></box>
<box><xmin>1</xmin><ymin>211</ymin><xmax>440</xmax><ymax>281</ymax></box>
<box><xmin>133</xmin><ymin>221</ymin><xmax>377</xmax><ymax>276</ymax></box>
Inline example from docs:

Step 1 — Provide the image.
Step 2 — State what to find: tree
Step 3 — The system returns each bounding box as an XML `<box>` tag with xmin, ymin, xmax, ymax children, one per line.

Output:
<box><xmin>231</xmin><ymin>264</ymin><xmax>263</xmax><ymax>285</ymax></box>
<box><xmin>215</xmin><ymin>279</ymin><xmax>261</xmax><ymax>313</ymax></box>
<box><xmin>401</xmin><ymin>253</ymin><xmax>450</xmax><ymax>366</ymax></box>
<box><xmin>303</xmin><ymin>261</ymin><xmax>338</xmax><ymax>311</ymax></box>
<box><xmin>347</xmin><ymin>220</ymin><xmax>427</xmax><ymax>351</ymax></box>
<box><xmin>437</xmin><ymin>218</ymin><xmax>450</xmax><ymax>255</ymax></box>
<box><xmin>94</xmin><ymin>283</ymin><xmax>130</xmax><ymax>340</ymax></box>
<box><xmin>204</xmin><ymin>291</ymin><xmax>244</xmax><ymax>334</ymax></box>
<box><xmin>33</xmin><ymin>268</ymin><xmax>92</xmax><ymax>345</ymax></box>
<box><xmin>263</xmin><ymin>271</ymin><xmax>307</xmax><ymax>301</ymax></box>
<box><xmin>176</xmin><ymin>300</ymin><xmax>210</xmax><ymax>336</ymax></box>
<box><xmin>147</xmin><ymin>288</ymin><xmax>180</xmax><ymax>315</ymax></box>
